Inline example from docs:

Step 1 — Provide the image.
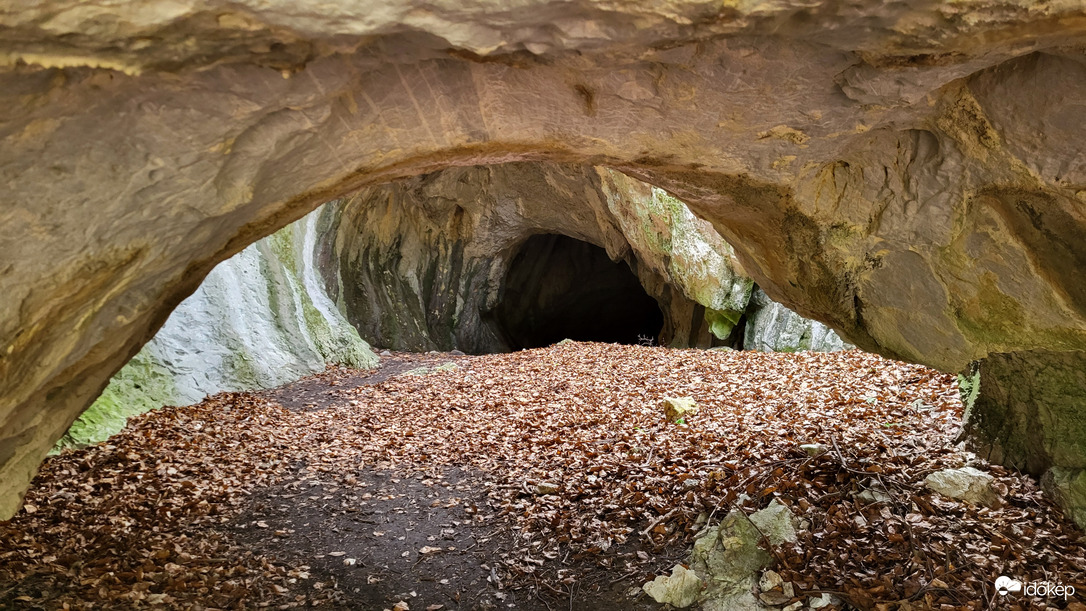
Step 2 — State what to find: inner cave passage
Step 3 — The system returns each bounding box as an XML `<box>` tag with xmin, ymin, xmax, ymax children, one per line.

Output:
<box><xmin>493</xmin><ymin>234</ymin><xmax>664</xmax><ymax>350</ymax></box>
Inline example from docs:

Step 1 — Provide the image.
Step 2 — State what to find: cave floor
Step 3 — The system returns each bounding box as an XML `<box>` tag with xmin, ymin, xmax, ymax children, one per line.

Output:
<box><xmin>2</xmin><ymin>344</ymin><xmax>1084</xmax><ymax>610</ymax></box>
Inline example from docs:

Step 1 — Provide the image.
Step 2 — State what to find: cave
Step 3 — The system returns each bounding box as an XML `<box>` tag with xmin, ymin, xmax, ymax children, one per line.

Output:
<box><xmin>493</xmin><ymin>234</ymin><xmax>664</xmax><ymax>349</ymax></box>
<box><xmin>4</xmin><ymin>0</ymin><xmax>1086</xmax><ymax>538</ymax></box>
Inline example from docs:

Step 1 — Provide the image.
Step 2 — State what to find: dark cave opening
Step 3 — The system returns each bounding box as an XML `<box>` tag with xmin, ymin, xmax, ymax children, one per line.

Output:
<box><xmin>493</xmin><ymin>234</ymin><xmax>664</xmax><ymax>350</ymax></box>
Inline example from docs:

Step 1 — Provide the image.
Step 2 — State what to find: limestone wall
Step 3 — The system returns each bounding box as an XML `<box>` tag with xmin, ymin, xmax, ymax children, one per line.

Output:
<box><xmin>57</xmin><ymin>210</ymin><xmax>378</xmax><ymax>449</ymax></box>
<box><xmin>328</xmin><ymin>163</ymin><xmax>848</xmax><ymax>353</ymax></box>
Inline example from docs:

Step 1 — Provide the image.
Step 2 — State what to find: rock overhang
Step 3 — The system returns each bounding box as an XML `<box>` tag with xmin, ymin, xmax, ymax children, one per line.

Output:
<box><xmin>2</xmin><ymin>0</ymin><xmax>1086</xmax><ymax>519</ymax></box>
<box><xmin>4</xmin><ymin>1</ymin><xmax>1086</xmax><ymax>75</ymax></box>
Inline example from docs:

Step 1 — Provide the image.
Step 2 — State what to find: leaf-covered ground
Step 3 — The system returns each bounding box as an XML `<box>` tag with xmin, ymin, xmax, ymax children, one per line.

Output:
<box><xmin>1</xmin><ymin>343</ymin><xmax>1083</xmax><ymax>610</ymax></box>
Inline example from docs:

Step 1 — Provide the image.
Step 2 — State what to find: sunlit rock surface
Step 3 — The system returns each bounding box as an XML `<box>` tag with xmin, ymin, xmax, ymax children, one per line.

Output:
<box><xmin>57</xmin><ymin>211</ymin><xmax>377</xmax><ymax>449</ymax></box>
<box><xmin>743</xmin><ymin>287</ymin><xmax>848</xmax><ymax>353</ymax></box>
<box><xmin>3</xmin><ymin>0</ymin><xmax>1086</xmax><ymax>518</ymax></box>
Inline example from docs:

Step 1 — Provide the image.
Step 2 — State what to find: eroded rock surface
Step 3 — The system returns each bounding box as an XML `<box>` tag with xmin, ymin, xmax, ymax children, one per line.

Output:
<box><xmin>3</xmin><ymin>1</ymin><xmax>1086</xmax><ymax>517</ymax></box>
<box><xmin>962</xmin><ymin>351</ymin><xmax>1086</xmax><ymax>476</ymax></box>
<box><xmin>742</xmin><ymin>288</ymin><xmax>848</xmax><ymax>353</ymax></box>
<box><xmin>325</xmin><ymin>163</ymin><xmax>831</xmax><ymax>352</ymax></box>
<box><xmin>58</xmin><ymin>209</ymin><xmax>377</xmax><ymax>449</ymax></box>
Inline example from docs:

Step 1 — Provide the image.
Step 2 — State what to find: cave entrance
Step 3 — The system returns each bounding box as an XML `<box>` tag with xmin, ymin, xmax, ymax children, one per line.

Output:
<box><xmin>493</xmin><ymin>234</ymin><xmax>664</xmax><ymax>349</ymax></box>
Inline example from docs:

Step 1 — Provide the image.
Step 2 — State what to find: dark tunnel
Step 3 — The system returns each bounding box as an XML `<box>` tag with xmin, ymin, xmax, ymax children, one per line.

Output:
<box><xmin>493</xmin><ymin>234</ymin><xmax>664</xmax><ymax>349</ymax></box>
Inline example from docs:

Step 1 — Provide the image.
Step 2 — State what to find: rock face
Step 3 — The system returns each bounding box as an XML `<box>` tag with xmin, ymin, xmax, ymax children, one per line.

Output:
<box><xmin>742</xmin><ymin>288</ymin><xmax>848</xmax><ymax>353</ymax></box>
<box><xmin>962</xmin><ymin>351</ymin><xmax>1086</xmax><ymax>477</ymax></box>
<box><xmin>961</xmin><ymin>350</ymin><xmax>1086</xmax><ymax>526</ymax></box>
<box><xmin>325</xmin><ymin>163</ymin><xmax>741</xmax><ymax>351</ymax></box>
<box><xmin>3</xmin><ymin>1</ymin><xmax>1086</xmax><ymax>518</ymax></box>
<box><xmin>58</xmin><ymin>210</ymin><xmax>377</xmax><ymax>448</ymax></box>
<box><xmin>325</xmin><ymin>162</ymin><xmax>841</xmax><ymax>352</ymax></box>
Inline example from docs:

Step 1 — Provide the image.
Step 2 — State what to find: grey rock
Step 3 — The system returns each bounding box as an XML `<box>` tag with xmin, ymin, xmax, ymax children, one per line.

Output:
<box><xmin>925</xmin><ymin>467</ymin><xmax>1001</xmax><ymax>508</ymax></box>
<box><xmin>642</xmin><ymin>565</ymin><xmax>703</xmax><ymax>608</ymax></box>
<box><xmin>1041</xmin><ymin>467</ymin><xmax>1086</xmax><ymax>529</ymax></box>
<box><xmin>690</xmin><ymin>501</ymin><xmax>800</xmax><ymax>609</ymax></box>
<box><xmin>748</xmin><ymin>500</ymin><xmax>799</xmax><ymax>546</ymax></box>
<box><xmin>800</xmin><ymin>443</ymin><xmax>828</xmax><ymax>457</ymax></box>
<box><xmin>743</xmin><ymin>287</ymin><xmax>850</xmax><ymax>353</ymax></box>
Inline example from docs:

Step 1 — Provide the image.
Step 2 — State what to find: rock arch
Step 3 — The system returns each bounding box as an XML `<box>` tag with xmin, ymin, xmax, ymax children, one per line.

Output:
<box><xmin>324</xmin><ymin>163</ymin><xmax>764</xmax><ymax>352</ymax></box>
<box><xmin>3</xmin><ymin>2</ymin><xmax>1086</xmax><ymax>517</ymax></box>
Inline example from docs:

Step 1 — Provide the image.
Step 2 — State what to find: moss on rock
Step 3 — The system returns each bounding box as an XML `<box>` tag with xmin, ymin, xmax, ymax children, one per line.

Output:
<box><xmin>59</xmin><ymin>208</ymin><xmax>378</xmax><ymax>450</ymax></box>
<box><xmin>962</xmin><ymin>350</ymin><xmax>1086</xmax><ymax>476</ymax></box>
<box><xmin>57</xmin><ymin>347</ymin><xmax>179</xmax><ymax>450</ymax></box>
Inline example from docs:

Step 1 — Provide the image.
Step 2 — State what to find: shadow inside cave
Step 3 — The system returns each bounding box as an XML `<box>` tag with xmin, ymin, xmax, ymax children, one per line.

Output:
<box><xmin>493</xmin><ymin>234</ymin><xmax>664</xmax><ymax>349</ymax></box>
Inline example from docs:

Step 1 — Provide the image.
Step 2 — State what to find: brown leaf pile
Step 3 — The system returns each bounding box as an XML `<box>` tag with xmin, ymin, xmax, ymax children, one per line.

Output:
<box><xmin>2</xmin><ymin>343</ymin><xmax>1083</xmax><ymax>610</ymax></box>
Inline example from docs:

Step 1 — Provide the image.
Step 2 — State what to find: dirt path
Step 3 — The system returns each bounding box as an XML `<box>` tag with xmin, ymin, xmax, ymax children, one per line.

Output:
<box><xmin>257</xmin><ymin>351</ymin><xmax>472</xmax><ymax>412</ymax></box>
<box><xmin>246</xmin><ymin>351</ymin><xmax>668</xmax><ymax>609</ymax></box>
<box><xmin>232</xmin><ymin>464</ymin><xmax>666</xmax><ymax>610</ymax></box>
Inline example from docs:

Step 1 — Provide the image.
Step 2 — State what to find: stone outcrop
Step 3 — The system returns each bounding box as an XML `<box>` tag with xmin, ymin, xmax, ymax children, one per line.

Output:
<box><xmin>742</xmin><ymin>288</ymin><xmax>848</xmax><ymax>353</ymax></box>
<box><xmin>961</xmin><ymin>350</ymin><xmax>1086</xmax><ymax>526</ymax></box>
<box><xmin>962</xmin><ymin>351</ymin><xmax>1086</xmax><ymax>477</ymax></box>
<box><xmin>59</xmin><ymin>210</ymin><xmax>377</xmax><ymax>448</ymax></box>
<box><xmin>644</xmin><ymin>500</ymin><xmax>800</xmax><ymax>610</ymax></box>
<box><xmin>3</xmin><ymin>1</ymin><xmax>1086</xmax><ymax>518</ymax></box>
<box><xmin>325</xmin><ymin>162</ymin><xmax>837</xmax><ymax>352</ymax></box>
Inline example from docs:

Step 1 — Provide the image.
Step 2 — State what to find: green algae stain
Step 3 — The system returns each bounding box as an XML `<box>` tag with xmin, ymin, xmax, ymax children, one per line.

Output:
<box><xmin>56</xmin><ymin>347</ymin><xmax>179</xmax><ymax>451</ymax></box>
<box><xmin>704</xmin><ymin>308</ymin><xmax>744</xmax><ymax>340</ymax></box>
<box><xmin>56</xmin><ymin>210</ymin><xmax>378</xmax><ymax>451</ymax></box>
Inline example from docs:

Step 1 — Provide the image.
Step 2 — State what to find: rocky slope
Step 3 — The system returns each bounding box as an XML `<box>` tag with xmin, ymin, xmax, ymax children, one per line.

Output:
<box><xmin>2</xmin><ymin>0</ymin><xmax>1086</xmax><ymax>520</ymax></box>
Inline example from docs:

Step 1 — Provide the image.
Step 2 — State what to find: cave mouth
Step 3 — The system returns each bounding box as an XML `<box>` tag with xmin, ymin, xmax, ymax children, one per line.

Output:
<box><xmin>493</xmin><ymin>234</ymin><xmax>664</xmax><ymax>350</ymax></box>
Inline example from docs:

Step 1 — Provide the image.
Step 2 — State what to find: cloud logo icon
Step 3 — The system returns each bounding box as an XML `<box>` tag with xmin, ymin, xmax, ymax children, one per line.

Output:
<box><xmin>995</xmin><ymin>576</ymin><xmax>1023</xmax><ymax>596</ymax></box>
